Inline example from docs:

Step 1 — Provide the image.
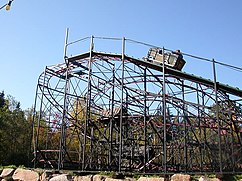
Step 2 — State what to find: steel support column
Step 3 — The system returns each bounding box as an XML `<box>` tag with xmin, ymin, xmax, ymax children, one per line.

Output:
<box><xmin>143</xmin><ymin>68</ymin><xmax>147</xmax><ymax>172</ymax></box>
<box><xmin>58</xmin><ymin>28</ymin><xmax>70</xmax><ymax>170</ymax></box>
<box><xmin>109</xmin><ymin>65</ymin><xmax>115</xmax><ymax>168</ymax></box>
<box><xmin>162</xmin><ymin>47</ymin><xmax>167</xmax><ymax>172</ymax></box>
<box><xmin>182</xmin><ymin>80</ymin><xmax>188</xmax><ymax>172</ymax></box>
<box><xmin>213</xmin><ymin>58</ymin><xmax>222</xmax><ymax>173</ymax></box>
<box><xmin>119</xmin><ymin>37</ymin><xmax>125</xmax><ymax>172</ymax></box>
<box><xmin>82</xmin><ymin>36</ymin><xmax>94</xmax><ymax>170</ymax></box>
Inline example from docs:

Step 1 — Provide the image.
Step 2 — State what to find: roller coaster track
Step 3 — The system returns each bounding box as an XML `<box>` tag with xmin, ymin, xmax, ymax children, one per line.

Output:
<box><xmin>37</xmin><ymin>51</ymin><xmax>242</xmax><ymax>115</ymax></box>
<box><xmin>34</xmin><ymin>45</ymin><xmax>242</xmax><ymax>173</ymax></box>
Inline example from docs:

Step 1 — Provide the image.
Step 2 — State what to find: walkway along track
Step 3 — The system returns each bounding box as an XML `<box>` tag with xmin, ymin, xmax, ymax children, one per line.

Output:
<box><xmin>33</xmin><ymin>49</ymin><xmax>242</xmax><ymax>173</ymax></box>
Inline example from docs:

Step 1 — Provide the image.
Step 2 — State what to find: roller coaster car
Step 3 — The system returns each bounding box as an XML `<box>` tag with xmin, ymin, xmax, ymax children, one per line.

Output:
<box><xmin>145</xmin><ymin>48</ymin><xmax>186</xmax><ymax>70</ymax></box>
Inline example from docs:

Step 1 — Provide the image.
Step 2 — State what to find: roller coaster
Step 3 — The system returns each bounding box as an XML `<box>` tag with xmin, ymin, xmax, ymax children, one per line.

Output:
<box><xmin>33</xmin><ymin>34</ymin><xmax>242</xmax><ymax>173</ymax></box>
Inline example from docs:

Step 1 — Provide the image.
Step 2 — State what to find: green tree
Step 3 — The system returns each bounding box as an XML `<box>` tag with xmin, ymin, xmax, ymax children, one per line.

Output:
<box><xmin>0</xmin><ymin>91</ymin><xmax>5</xmax><ymax>108</ymax></box>
<box><xmin>0</xmin><ymin>93</ymin><xmax>32</xmax><ymax>166</ymax></box>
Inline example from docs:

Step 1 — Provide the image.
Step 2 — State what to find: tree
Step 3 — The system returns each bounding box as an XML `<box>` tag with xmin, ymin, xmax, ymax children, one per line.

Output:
<box><xmin>0</xmin><ymin>91</ymin><xmax>5</xmax><ymax>108</ymax></box>
<box><xmin>0</xmin><ymin>93</ymin><xmax>32</xmax><ymax>166</ymax></box>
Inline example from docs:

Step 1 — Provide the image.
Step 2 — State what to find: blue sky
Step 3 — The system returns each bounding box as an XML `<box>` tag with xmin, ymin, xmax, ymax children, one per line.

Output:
<box><xmin>1</xmin><ymin>0</ymin><xmax>242</xmax><ymax>110</ymax></box>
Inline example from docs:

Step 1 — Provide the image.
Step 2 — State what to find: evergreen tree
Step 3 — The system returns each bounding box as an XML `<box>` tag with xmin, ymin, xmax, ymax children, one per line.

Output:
<box><xmin>0</xmin><ymin>93</ymin><xmax>32</xmax><ymax>166</ymax></box>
